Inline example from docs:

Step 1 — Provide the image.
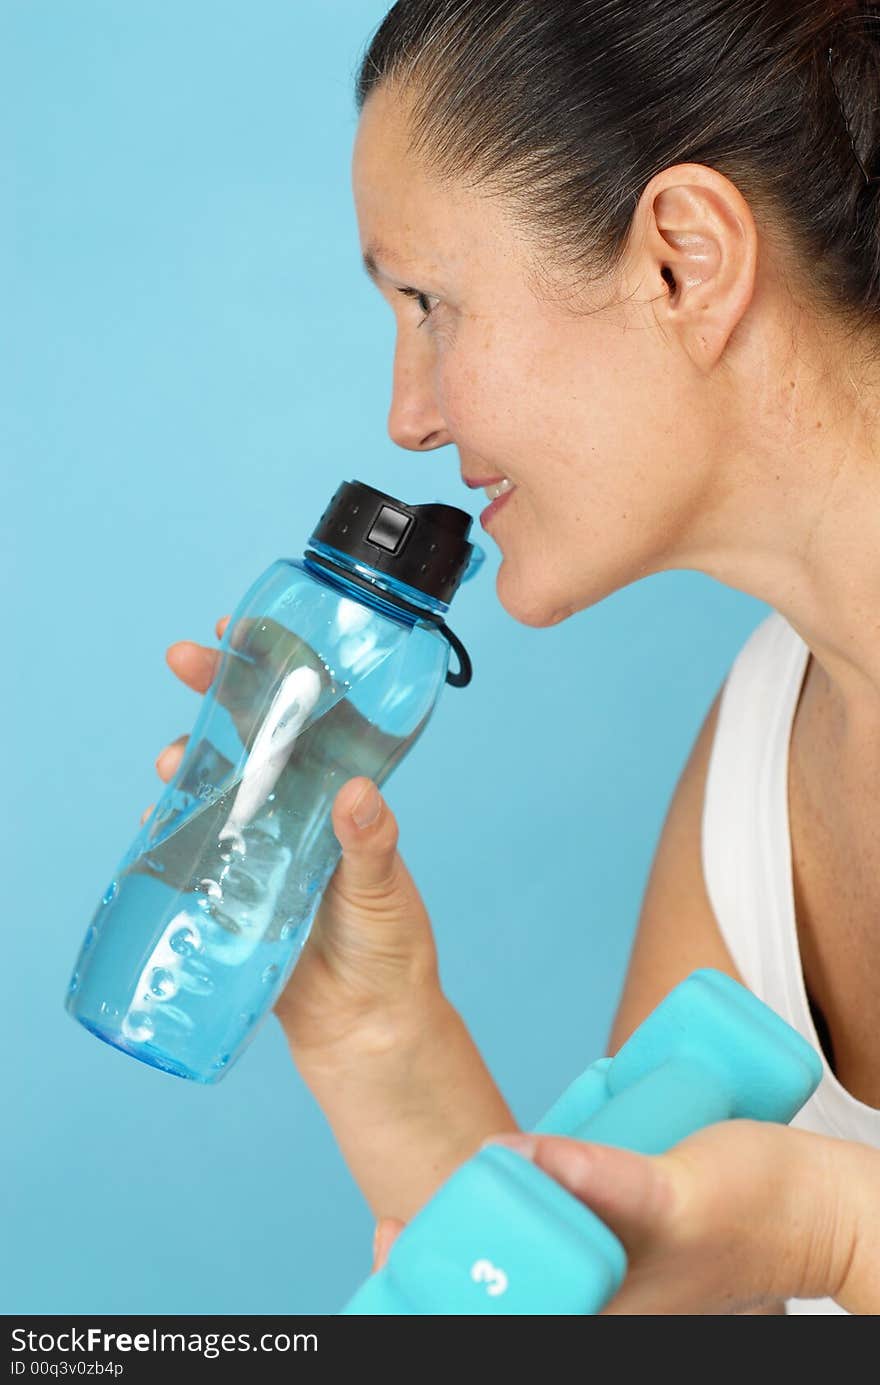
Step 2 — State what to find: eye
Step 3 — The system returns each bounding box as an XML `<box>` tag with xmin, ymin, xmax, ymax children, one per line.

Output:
<box><xmin>397</xmin><ymin>287</ymin><xmax>438</xmax><ymax>328</ymax></box>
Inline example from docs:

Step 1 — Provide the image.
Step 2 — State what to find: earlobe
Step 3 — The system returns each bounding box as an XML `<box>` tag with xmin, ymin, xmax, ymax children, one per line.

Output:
<box><xmin>641</xmin><ymin>165</ymin><xmax>758</xmax><ymax>373</ymax></box>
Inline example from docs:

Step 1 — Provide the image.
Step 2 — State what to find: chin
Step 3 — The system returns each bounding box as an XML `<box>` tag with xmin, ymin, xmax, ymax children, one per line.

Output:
<box><xmin>495</xmin><ymin>561</ymin><xmax>578</xmax><ymax>629</ymax></box>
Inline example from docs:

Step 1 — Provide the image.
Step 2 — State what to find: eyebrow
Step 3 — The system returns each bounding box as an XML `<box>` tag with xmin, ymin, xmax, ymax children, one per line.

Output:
<box><xmin>362</xmin><ymin>245</ymin><xmax>390</xmax><ymax>284</ymax></box>
<box><xmin>362</xmin><ymin>242</ymin><xmax>446</xmax><ymax>294</ymax></box>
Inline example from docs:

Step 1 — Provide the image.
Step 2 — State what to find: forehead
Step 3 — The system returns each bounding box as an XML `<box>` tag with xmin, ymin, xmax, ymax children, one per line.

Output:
<box><xmin>351</xmin><ymin>84</ymin><xmax>512</xmax><ymax>288</ymax></box>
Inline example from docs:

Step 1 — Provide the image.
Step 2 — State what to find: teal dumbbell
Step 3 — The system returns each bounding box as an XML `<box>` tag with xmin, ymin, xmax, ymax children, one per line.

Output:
<box><xmin>340</xmin><ymin>969</ymin><xmax>822</xmax><ymax>1315</ymax></box>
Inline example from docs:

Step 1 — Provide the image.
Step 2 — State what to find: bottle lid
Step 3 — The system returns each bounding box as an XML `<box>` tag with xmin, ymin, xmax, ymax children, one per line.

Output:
<box><xmin>308</xmin><ymin>480</ymin><xmax>476</xmax><ymax>605</ymax></box>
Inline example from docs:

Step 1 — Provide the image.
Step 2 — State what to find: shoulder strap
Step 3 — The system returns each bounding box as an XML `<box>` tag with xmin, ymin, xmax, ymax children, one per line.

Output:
<box><xmin>700</xmin><ymin>610</ymin><xmax>808</xmax><ymax>993</ymax></box>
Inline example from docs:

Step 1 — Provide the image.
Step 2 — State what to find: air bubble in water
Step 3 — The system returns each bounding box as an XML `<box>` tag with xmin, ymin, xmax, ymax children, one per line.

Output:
<box><xmin>122</xmin><ymin>1011</ymin><xmax>154</xmax><ymax>1043</ymax></box>
<box><xmin>83</xmin><ymin>925</ymin><xmax>97</xmax><ymax>949</ymax></box>
<box><xmin>170</xmin><ymin>926</ymin><xmax>202</xmax><ymax>956</ymax></box>
<box><xmin>183</xmin><ymin>970</ymin><xmax>214</xmax><ymax>996</ymax></box>
<box><xmin>68</xmin><ymin>972</ymin><xmax>80</xmax><ymax>996</ymax></box>
<box><xmin>149</xmin><ymin>968</ymin><xmax>177</xmax><ymax>999</ymax></box>
<box><xmin>280</xmin><ymin>921</ymin><xmax>298</xmax><ymax>941</ymax></box>
<box><xmin>102</xmin><ymin>880</ymin><xmax>118</xmax><ymax>905</ymax></box>
<box><xmin>261</xmin><ymin>963</ymin><xmax>280</xmax><ymax>985</ymax></box>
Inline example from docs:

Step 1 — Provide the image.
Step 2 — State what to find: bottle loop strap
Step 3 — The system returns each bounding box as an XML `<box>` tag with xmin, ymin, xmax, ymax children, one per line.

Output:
<box><xmin>303</xmin><ymin>549</ymin><xmax>473</xmax><ymax>688</ymax></box>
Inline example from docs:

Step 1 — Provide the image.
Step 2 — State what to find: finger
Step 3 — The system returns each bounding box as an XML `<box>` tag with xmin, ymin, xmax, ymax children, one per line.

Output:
<box><xmin>140</xmin><ymin>803</ymin><xmax>155</xmax><ymax>826</ymax></box>
<box><xmin>227</xmin><ymin>616</ymin><xmax>261</xmax><ymax>655</ymax></box>
<box><xmin>155</xmin><ymin>735</ymin><xmax>189</xmax><ymax>781</ymax></box>
<box><xmin>481</xmin><ymin>1133</ymin><xmax>675</xmax><ymax>1258</ymax></box>
<box><xmin>226</xmin><ymin>618</ymin><xmax>328</xmax><ymax>689</ymax></box>
<box><xmin>165</xmin><ymin>640</ymin><xmax>221</xmax><ymax>694</ymax></box>
<box><xmin>372</xmin><ymin>1218</ymin><xmax>405</xmax><ymax>1273</ymax></box>
<box><xmin>328</xmin><ymin>778</ymin><xmax>404</xmax><ymax>895</ymax></box>
<box><xmin>223</xmin><ymin>616</ymin><xmax>277</xmax><ymax>661</ymax></box>
<box><xmin>215</xmin><ymin>614</ymin><xmax>231</xmax><ymax>641</ymax></box>
<box><xmin>537</xmin><ymin>1140</ymin><xmax>676</xmax><ymax>1256</ymax></box>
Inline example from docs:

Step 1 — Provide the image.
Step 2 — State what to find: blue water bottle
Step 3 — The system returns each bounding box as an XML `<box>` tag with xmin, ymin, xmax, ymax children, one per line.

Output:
<box><xmin>66</xmin><ymin>480</ymin><xmax>483</xmax><ymax>1083</ymax></box>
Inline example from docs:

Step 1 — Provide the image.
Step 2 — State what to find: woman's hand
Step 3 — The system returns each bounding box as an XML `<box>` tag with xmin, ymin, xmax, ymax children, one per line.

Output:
<box><xmin>373</xmin><ymin>1121</ymin><xmax>880</xmax><ymax>1313</ymax></box>
<box><xmin>149</xmin><ymin>616</ymin><xmax>518</xmax><ymax>1219</ymax></box>
<box><xmin>148</xmin><ymin>615</ymin><xmax>443</xmax><ymax>1062</ymax></box>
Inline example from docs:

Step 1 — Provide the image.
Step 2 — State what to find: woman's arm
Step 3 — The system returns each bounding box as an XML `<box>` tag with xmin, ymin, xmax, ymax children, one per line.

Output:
<box><xmin>292</xmin><ymin>988</ymin><xmax>518</xmax><ymax>1222</ymax></box>
<box><xmin>605</xmin><ymin>682</ymin><xmax>743</xmax><ymax>1054</ymax></box>
<box><xmin>600</xmin><ymin>682</ymin><xmax>796</xmax><ymax>1313</ymax></box>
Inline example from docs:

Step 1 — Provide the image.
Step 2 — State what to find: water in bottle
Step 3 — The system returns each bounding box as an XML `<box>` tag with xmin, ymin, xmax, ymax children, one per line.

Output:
<box><xmin>66</xmin><ymin>480</ymin><xmax>483</xmax><ymax>1082</ymax></box>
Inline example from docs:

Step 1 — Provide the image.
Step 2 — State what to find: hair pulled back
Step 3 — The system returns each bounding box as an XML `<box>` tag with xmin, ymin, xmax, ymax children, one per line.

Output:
<box><xmin>355</xmin><ymin>1</ymin><xmax>880</xmax><ymax>337</ymax></box>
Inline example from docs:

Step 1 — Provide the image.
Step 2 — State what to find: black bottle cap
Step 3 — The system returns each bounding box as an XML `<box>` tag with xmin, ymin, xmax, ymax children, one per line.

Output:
<box><xmin>308</xmin><ymin>479</ymin><xmax>475</xmax><ymax>605</ymax></box>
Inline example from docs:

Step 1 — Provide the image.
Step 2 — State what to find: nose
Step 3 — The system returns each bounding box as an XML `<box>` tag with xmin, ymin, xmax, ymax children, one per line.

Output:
<box><xmin>387</xmin><ymin>333</ymin><xmax>454</xmax><ymax>453</ymax></box>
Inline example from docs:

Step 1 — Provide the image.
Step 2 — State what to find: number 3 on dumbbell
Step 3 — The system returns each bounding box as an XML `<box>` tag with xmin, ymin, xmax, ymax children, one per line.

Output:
<box><xmin>470</xmin><ymin>1258</ymin><xmax>509</xmax><ymax>1296</ymax></box>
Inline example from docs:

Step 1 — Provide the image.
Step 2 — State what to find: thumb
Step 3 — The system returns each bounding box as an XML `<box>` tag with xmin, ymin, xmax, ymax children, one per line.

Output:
<box><xmin>315</xmin><ymin>777</ymin><xmax>438</xmax><ymax>981</ymax></box>
<box><xmin>483</xmin><ymin>1133</ymin><xmax>675</xmax><ymax>1257</ymax></box>
<box><xmin>328</xmin><ymin>777</ymin><xmax>405</xmax><ymax>896</ymax></box>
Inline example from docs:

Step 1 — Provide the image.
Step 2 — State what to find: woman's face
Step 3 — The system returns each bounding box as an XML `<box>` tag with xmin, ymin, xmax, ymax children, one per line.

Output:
<box><xmin>351</xmin><ymin>84</ymin><xmax>722</xmax><ymax>628</ymax></box>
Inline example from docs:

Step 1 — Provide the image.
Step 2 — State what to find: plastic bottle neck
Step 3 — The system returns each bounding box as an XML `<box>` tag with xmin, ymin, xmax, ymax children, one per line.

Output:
<box><xmin>303</xmin><ymin>539</ymin><xmax>451</xmax><ymax>627</ymax></box>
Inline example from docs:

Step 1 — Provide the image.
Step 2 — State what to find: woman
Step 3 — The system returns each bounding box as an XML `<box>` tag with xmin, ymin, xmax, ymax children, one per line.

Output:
<box><xmin>150</xmin><ymin>1</ymin><xmax>880</xmax><ymax>1312</ymax></box>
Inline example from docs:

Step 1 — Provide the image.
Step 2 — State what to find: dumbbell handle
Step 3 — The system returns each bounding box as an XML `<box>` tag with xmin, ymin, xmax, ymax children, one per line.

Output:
<box><xmin>536</xmin><ymin>1053</ymin><xmax>733</xmax><ymax>1154</ymax></box>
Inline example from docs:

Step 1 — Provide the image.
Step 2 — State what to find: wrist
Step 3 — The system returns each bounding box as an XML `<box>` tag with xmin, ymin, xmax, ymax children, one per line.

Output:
<box><xmin>283</xmin><ymin>969</ymin><xmax>451</xmax><ymax>1082</ymax></box>
<box><xmin>285</xmin><ymin>986</ymin><xmax>518</xmax><ymax>1220</ymax></box>
<box><xmin>823</xmin><ymin>1139</ymin><xmax>880</xmax><ymax>1314</ymax></box>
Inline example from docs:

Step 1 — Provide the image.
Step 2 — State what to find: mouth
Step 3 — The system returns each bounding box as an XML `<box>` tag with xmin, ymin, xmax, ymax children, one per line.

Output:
<box><xmin>463</xmin><ymin>474</ymin><xmax>509</xmax><ymax>490</ymax></box>
<box><xmin>481</xmin><ymin>477</ymin><xmax>514</xmax><ymax>503</ymax></box>
<box><xmin>479</xmin><ymin>480</ymin><xmax>516</xmax><ymax>530</ymax></box>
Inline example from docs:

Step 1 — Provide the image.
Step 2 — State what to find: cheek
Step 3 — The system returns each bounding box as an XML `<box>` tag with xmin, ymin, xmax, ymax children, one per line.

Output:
<box><xmin>435</xmin><ymin>314</ymin><xmax>536</xmax><ymax>448</ymax></box>
<box><xmin>438</xmin><ymin>315</ymin><xmax>682</xmax><ymax>526</ymax></box>
<box><xmin>439</xmin><ymin>357</ymin><xmax>540</xmax><ymax>475</ymax></box>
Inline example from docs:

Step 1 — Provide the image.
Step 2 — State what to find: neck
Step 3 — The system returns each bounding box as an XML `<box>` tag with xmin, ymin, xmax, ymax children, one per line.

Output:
<box><xmin>677</xmin><ymin>317</ymin><xmax>880</xmax><ymax>747</ymax></box>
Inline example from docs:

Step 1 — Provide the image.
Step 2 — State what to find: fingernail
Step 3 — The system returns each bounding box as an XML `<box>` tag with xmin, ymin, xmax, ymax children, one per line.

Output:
<box><xmin>352</xmin><ymin>782</ymin><xmax>381</xmax><ymax>830</ymax></box>
<box><xmin>480</xmin><ymin>1132</ymin><xmax>537</xmax><ymax>1159</ymax></box>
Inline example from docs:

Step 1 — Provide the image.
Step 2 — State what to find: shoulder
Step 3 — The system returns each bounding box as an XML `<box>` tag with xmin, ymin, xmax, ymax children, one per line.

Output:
<box><xmin>606</xmin><ymin>652</ymin><xmax>751</xmax><ymax>1053</ymax></box>
<box><xmin>607</xmin><ymin>608</ymin><xmax>800</xmax><ymax>1054</ymax></box>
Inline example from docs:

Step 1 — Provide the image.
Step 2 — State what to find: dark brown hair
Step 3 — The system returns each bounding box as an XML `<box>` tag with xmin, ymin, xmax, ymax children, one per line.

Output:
<box><xmin>355</xmin><ymin>1</ymin><xmax>880</xmax><ymax>338</ymax></box>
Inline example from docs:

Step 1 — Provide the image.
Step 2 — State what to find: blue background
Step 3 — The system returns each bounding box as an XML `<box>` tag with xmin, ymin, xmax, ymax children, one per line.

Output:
<box><xmin>2</xmin><ymin>1</ymin><xmax>765</xmax><ymax>1315</ymax></box>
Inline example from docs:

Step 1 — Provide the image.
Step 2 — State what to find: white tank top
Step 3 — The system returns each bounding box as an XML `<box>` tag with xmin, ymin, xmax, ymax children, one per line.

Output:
<box><xmin>701</xmin><ymin>607</ymin><xmax>880</xmax><ymax>1316</ymax></box>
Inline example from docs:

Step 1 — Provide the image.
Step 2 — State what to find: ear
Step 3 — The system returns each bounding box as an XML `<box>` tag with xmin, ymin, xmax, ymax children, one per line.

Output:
<box><xmin>633</xmin><ymin>164</ymin><xmax>758</xmax><ymax>373</ymax></box>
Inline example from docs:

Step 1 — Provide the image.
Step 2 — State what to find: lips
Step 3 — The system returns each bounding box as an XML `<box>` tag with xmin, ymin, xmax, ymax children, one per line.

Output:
<box><xmin>479</xmin><ymin>483</ymin><xmax>516</xmax><ymax>530</ymax></box>
<box><xmin>463</xmin><ymin>475</ymin><xmax>508</xmax><ymax>489</ymax></box>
